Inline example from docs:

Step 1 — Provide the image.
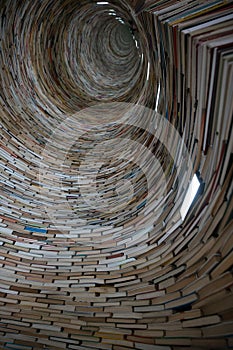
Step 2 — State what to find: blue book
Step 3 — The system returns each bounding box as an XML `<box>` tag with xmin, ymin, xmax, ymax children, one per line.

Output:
<box><xmin>24</xmin><ymin>226</ymin><xmax>47</xmax><ymax>234</ymax></box>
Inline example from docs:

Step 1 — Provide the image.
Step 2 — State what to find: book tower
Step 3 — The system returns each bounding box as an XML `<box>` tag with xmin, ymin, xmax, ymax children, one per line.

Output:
<box><xmin>0</xmin><ymin>0</ymin><xmax>233</xmax><ymax>349</ymax></box>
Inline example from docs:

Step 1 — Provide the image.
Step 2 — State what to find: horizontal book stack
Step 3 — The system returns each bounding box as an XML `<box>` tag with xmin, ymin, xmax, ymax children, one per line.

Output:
<box><xmin>0</xmin><ymin>0</ymin><xmax>233</xmax><ymax>349</ymax></box>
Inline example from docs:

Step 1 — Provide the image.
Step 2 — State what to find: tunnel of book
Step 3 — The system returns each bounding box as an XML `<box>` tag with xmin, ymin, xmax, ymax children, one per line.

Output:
<box><xmin>0</xmin><ymin>0</ymin><xmax>233</xmax><ymax>349</ymax></box>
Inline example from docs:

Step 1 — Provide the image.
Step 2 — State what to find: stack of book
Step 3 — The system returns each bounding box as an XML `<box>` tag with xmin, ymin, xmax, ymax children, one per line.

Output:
<box><xmin>0</xmin><ymin>0</ymin><xmax>232</xmax><ymax>349</ymax></box>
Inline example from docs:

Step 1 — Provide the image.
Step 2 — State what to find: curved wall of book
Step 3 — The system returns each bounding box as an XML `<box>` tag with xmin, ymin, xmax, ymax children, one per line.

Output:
<box><xmin>0</xmin><ymin>0</ymin><xmax>233</xmax><ymax>349</ymax></box>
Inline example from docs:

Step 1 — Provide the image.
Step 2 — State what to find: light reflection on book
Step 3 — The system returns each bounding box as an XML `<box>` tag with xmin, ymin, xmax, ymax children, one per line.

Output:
<box><xmin>180</xmin><ymin>174</ymin><xmax>200</xmax><ymax>220</ymax></box>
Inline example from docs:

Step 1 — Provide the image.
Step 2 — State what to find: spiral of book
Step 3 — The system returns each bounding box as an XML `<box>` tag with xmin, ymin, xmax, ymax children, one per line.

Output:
<box><xmin>0</xmin><ymin>0</ymin><xmax>233</xmax><ymax>349</ymax></box>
